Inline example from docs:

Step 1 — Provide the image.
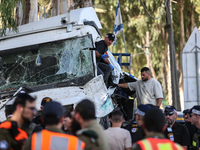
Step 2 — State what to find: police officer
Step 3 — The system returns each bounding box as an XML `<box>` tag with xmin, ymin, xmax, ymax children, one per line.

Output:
<box><xmin>0</xmin><ymin>93</ymin><xmax>36</xmax><ymax>150</ymax></box>
<box><xmin>183</xmin><ymin>108</ymin><xmax>197</xmax><ymax>149</ymax></box>
<box><xmin>189</xmin><ymin>105</ymin><xmax>200</xmax><ymax>150</ymax></box>
<box><xmin>32</xmin><ymin>97</ymin><xmax>52</xmax><ymax>128</ymax></box>
<box><xmin>126</xmin><ymin>104</ymin><xmax>151</xmax><ymax>143</ymax></box>
<box><xmin>132</xmin><ymin>107</ymin><xmax>184</xmax><ymax>150</ymax></box>
<box><xmin>23</xmin><ymin>101</ymin><xmax>85</xmax><ymax>150</ymax></box>
<box><xmin>165</xmin><ymin>105</ymin><xmax>190</xmax><ymax>149</ymax></box>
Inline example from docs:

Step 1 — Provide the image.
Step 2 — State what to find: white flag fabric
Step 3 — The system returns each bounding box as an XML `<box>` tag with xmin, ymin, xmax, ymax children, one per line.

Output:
<box><xmin>113</xmin><ymin>0</ymin><xmax>123</xmax><ymax>46</ymax></box>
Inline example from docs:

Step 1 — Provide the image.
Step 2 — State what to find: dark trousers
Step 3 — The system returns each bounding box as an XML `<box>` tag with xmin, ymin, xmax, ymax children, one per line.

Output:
<box><xmin>97</xmin><ymin>62</ymin><xmax>112</xmax><ymax>81</ymax></box>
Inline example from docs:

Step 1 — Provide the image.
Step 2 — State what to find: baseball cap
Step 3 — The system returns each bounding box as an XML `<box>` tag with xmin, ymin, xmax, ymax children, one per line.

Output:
<box><xmin>42</xmin><ymin>101</ymin><xmax>65</xmax><ymax>119</ymax></box>
<box><xmin>106</xmin><ymin>33</ymin><xmax>115</xmax><ymax>41</ymax></box>
<box><xmin>191</xmin><ymin>105</ymin><xmax>200</xmax><ymax>115</ymax></box>
<box><xmin>136</xmin><ymin>104</ymin><xmax>152</xmax><ymax>116</ymax></box>
<box><xmin>41</xmin><ymin>97</ymin><xmax>52</xmax><ymax>106</ymax></box>
<box><xmin>183</xmin><ymin>109</ymin><xmax>189</xmax><ymax>115</ymax></box>
<box><xmin>165</xmin><ymin>105</ymin><xmax>176</xmax><ymax>112</ymax></box>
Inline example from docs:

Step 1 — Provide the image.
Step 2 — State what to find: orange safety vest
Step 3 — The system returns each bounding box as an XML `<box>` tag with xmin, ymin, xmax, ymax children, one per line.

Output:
<box><xmin>0</xmin><ymin>121</ymin><xmax>28</xmax><ymax>147</ymax></box>
<box><xmin>136</xmin><ymin>137</ymin><xmax>185</xmax><ymax>150</ymax></box>
<box><xmin>31</xmin><ymin>129</ymin><xmax>85</xmax><ymax>150</ymax></box>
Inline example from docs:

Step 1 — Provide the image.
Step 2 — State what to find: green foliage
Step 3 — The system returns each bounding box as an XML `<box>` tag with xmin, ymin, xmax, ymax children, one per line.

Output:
<box><xmin>0</xmin><ymin>0</ymin><xmax>24</xmax><ymax>35</ymax></box>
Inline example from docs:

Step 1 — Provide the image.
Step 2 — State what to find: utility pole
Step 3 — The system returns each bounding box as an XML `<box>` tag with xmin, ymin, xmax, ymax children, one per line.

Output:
<box><xmin>166</xmin><ymin>0</ymin><xmax>180</xmax><ymax>110</ymax></box>
<box><xmin>145</xmin><ymin>31</ymin><xmax>150</xmax><ymax>68</ymax></box>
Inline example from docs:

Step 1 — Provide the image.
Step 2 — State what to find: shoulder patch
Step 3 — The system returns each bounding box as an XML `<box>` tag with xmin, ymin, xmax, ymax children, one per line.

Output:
<box><xmin>131</xmin><ymin>127</ymin><xmax>138</xmax><ymax>133</ymax></box>
<box><xmin>0</xmin><ymin>140</ymin><xmax>9</xmax><ymax>150</ymax></box>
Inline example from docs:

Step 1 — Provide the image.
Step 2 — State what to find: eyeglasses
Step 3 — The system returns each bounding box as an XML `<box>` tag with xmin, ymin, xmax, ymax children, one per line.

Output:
<box><xmin>25</xmin><ymin>107</ymin><xmax>37</xmax><ymax>113</ymax></box>
<box><xmin>165</xmin><ymin>112</ymin><xmax>174</xmax><ymax>116</ymax></box>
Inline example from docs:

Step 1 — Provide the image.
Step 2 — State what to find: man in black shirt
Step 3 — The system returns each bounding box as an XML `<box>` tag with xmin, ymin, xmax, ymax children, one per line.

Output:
<box><xmin>95</xmin><ymin>33</ymin><xmax>115</xmax><ymax>81</ymax></box>
<box><xmin>126</xmin><ymin>104</ymin><xmax>151</xmax><ymax>144</ymax></box>
<box><xmin>165</xmin><ymin>105</ymin><xmax>190</xmax><ymax>149</ymax></box>
<box><xmin>183</xmin><ymin>109</ymin><xmax>197</xmax><ymax>148</ymax></box>
<box><xmin>190</xmin><ymin>105</ymin><xmax>200</xmax><ymax>150</ymax></box>
<box><xmin>32</xmin><ymin>97</ymin><xmax>52</xmax><ymax>128</ymax></box>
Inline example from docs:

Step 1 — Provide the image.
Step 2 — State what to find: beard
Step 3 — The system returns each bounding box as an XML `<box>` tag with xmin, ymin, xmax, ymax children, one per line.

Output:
<box><xmin>21</xmin><ymin>110</ymin><xmax>32</xmax><ymax>124</ymax></box>
<box><xmin>71</xmin><ymin>118</ymin><xmax>81</xmax><ymax>135</ymax></box>
<box><xmin>166</xmin><ymin>118</ymin><xmax>173</xmax><ymax>125</ymax></box>
<box><xmin>142</xmin><ymin>78</ymin><xmax>148</xmax><ymax>81</ymax></box>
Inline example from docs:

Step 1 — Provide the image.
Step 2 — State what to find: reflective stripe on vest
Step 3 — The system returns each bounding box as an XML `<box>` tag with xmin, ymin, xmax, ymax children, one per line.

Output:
<box><xmin>31</xmin><ymin>129</ymin><xmax>85</xmax><ymax>150</ymax></box>
<box><xmin>0</xmin><ymin>121</ymin><xmax>28</xmax><ymax>148</ymax></box>
<box><xmin>137</xmin><ymin>138</ymin><xmax>184</xmax><ymax>150</ymax></box>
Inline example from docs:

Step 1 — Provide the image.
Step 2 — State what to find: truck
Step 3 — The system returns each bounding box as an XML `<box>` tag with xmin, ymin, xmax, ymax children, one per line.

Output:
<box><xmin>0</xmin><ymin>7</ymin><xmax>137</xmax><ymax>124</ymax></box>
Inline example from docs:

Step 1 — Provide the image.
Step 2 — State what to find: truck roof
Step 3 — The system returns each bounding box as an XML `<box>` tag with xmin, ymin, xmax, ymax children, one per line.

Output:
<box><xmin>0</xmin><ymin>7</ymin><xmax>102</xmax><ymax>52</ymax></box>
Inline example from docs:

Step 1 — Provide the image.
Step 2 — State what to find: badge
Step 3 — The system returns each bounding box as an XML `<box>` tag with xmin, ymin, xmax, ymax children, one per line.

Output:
<box><xmin>0</xmin><ymin>140</ymin><xmax>9</xmax><ymax>150</ymax></box>
<box><xmin>131</xmin><ymin>127</ymin><xmax>138</xmax><ymax>133</ymax></box>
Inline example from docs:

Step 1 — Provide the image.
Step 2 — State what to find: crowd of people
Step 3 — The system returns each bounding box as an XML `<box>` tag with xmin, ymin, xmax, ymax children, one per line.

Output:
<box><xmin>0</xmin><ymin>33</ymin><xmax>199</xmax><ymax>150</ymax></box>
<box><xmin>0</xmin><ymin>92</ymin><xmax>200</xmax><ymax>150</ymax></box>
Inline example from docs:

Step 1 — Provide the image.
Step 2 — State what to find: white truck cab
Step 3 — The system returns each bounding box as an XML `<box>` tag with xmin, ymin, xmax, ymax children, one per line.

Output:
<box><xmin>0</xmin><ymin>7</ymin><xmax>114</xmax><ymax>121</ymax></box>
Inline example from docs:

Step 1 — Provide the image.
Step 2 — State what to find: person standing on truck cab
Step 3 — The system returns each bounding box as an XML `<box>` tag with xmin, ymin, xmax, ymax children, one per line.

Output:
<box><xmin>113</xmin><ymin>67</ymin><xmax>163</xmax><ymax>107</ymax></box>
<box><xmin>95</xmin><ymin>33</ymin><xmax>115</xmax><ymax>81</ymax></box>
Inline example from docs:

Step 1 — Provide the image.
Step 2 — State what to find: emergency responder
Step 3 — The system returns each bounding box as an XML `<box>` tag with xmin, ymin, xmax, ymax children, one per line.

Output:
<box><xmin>23</xmin><ymin>101</ymin><xmax>85</xmax><ymax>150</ymax></box>
<box><xmin>32</xmin><ymin>97</ymin><xmax>52</xmax><ymax>128</ymax></box>
<box><xmin>72</xmin><ymin>99</ymin><xmax>110</xmax><ymax>150</ymax></box>
<box><xmin>4</xmin><ymin>97</ymin><xmax>42</xmax><ymax>137</ymax></box>
<box><xmin>165</xmin><ymin>105</ymin><xmax>190</xmax><ymax>149</ymax></box>
<box><xmin>95</xmin><ymin>33</ymin><xmax>115</xmax><ymax>81</ymax></box>
<box><xmin>189</xmin><ymin>105</ymin><xmax>200</xmax><ymax>150</ymax></box>
<box><xmin>183</xmin><ymin>108</ymin><xmax>197</xmax><ymax>149</ymax></box>
<box><xmin>132</xmin><ymin>107</ymin><xmax>184</xmax><ymax>150</ymax></box>
<box><xmin>126</xmin><ymin>104</ymin><xmax>151</xmax><ymax>143</ymax></box>
<box><xmin>0</xmin><ymin>93</ymin><xmax>36</xmax><ymax>150</ymax></box>
<box><xmin>113</xmin><ymin>67</ymin><xmax>163</xmax><ymax>107</ymax></box>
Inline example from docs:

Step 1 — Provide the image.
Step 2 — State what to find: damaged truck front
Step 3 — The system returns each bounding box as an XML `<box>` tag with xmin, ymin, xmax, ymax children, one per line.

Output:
<box><xmin>0</xmin><ymin>7</ymin><xmax>114</xmax><ymax>121</ymax></box>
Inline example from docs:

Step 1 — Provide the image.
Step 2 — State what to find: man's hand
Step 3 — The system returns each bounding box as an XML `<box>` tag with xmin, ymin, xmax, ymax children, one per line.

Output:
<box><xmin>110</xmin><ymin>83</ymin><xmax>118</xmax><ymax>88</ymax></box>
<box><xmin>109</xmin><ymin>64</ymin><xmax>114</xmax><ymax>70</ymax></box>
<box><xmin>101</xmin><ymin>54</ymin><xmax>108</xmax><ymax>60</ymax></box>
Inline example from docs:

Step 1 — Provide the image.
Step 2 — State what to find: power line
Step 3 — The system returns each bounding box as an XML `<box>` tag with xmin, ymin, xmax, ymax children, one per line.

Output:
<box><xmin>140</xmin><ymin>0</ymin><xmax>168</xmax><ymax>19</ymax></box>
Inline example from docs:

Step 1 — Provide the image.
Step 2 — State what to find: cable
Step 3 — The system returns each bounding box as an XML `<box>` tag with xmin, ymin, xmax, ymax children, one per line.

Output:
<box><xmin>140</xmin><ymin>0</ymin><xmax>168</xmax><ymax>19</ymax></box>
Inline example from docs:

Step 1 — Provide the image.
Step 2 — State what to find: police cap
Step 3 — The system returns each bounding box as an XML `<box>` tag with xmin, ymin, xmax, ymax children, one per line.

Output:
<box><xmin>136</xmin><ymin>104</ymin><xmax>151</xmax><ymax>116</ymax></box>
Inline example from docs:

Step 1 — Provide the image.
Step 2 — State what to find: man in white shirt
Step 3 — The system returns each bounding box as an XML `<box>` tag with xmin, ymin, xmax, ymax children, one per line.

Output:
<box><xmin>114</xmin><ymin>67</ymin><xmax>163</xmax><ymax>107</ymax></box>
<box><xmin>104</xmin><ymin>111</ymin><xmax>132</xmax><ymax>150</ymax></box>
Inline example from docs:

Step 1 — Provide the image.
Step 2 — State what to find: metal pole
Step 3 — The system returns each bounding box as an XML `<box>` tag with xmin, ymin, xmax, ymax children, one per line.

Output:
<box><xmin>122</xmin><ymin>30</ymin><xmax>130</xmax><ymax>73</ymax></box>
<box><xmin>146</xmin><ymin>31</ymin><xmax>150</xmax><ymax>68</ymax></box>
<box><xmin>195</xmin><ymin>33</ymin><xmax>200</xmax><ymax>105</ymax></box>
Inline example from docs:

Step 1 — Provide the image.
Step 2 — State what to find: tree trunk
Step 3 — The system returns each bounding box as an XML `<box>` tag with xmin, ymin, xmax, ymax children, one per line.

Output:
<box><xmin>178</xmin><ymin>0</ymin><xmax>185</xmax><ymax>110</ymax></box>
<box><xmin>16</xmin><ymin>0</ymin><xmax>38</xmax><ymax>26</ymax></box>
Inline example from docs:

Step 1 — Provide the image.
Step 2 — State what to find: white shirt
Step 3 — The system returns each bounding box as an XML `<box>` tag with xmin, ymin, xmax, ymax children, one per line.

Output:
<box><xmin>104</xmin><ymin>127</ymin><xmax>132</xmax><ymax>150</ymax></box>
<box><xmin>128</xmin><ymin>78</ymin><xmax>163</xmax><ymax>106</ymax></box>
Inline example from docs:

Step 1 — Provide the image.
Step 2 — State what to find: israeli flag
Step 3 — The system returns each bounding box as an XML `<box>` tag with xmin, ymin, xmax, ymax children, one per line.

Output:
<box><xmin>113</xmin><ymin>0</ymin><xmax>123</xmax><ymax>46</ymax></box>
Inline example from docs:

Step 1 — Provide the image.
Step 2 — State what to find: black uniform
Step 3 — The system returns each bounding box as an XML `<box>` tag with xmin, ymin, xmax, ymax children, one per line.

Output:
<box><xmin>172</xmin><ymin>122</ymin><xmax>190</xmax><ymax>147</ymax></box>
<box><xmin>192</xmin><ymin>129</ymin><xmax>200</xmax><ymax>150</ymax></box>
<box><xmin>126</xmin><ymin>121</ymin><xmax>144</xmax><ymax>143</ymax></box>
<box><xmin>185</xmin><ymin>122</ymin><xmax>197</xmax><ymax>147</ymax></box>
<box><xmin>32</xmin><ymin>115</ymin><xmax>45</xmax><ymax>129</ymax></box>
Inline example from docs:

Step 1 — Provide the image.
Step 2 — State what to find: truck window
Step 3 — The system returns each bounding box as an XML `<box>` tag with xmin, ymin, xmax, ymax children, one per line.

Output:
<box><xmin>0</xmin><ymin>36</ymin><xmax>94</xmax><ymax>92</ymax></box>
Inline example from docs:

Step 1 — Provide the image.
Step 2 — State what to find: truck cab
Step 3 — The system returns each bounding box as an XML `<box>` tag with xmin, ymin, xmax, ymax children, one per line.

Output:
<box><xmin>0</xmin><ymin>7</ymin><xmax>115</xmax><ymax>121</ymax></box>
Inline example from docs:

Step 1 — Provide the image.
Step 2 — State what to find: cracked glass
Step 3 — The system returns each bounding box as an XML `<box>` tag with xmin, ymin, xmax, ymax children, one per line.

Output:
<box><xmin>0</xmin><ymin>36</ymin><xmax>94</xmax><ymax>92</ymax></box>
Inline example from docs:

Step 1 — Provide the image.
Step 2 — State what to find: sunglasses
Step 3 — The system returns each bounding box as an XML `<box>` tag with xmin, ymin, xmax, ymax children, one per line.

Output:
<box><xmin>165</xmin><ymin>112</ymin><xmax>174</xmax><ymax>116</ymax></box>
<box><xmin>189</xmin><ymin>114</ymin><xmax>196</xmax><ymax>117</ymax></box>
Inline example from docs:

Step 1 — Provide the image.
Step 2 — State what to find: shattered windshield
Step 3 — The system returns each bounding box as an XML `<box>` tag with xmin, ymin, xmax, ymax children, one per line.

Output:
<box><xmin>0</xmin><ymin>36</ymin><xmax>94</xmax><ymax>92</ymax></box>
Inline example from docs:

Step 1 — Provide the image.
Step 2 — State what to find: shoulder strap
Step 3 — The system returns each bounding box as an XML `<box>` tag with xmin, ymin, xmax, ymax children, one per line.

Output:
<box><xmin>26</xmin><ymin>123</ymin><xmax>37</xmax><ymax>136</ymax></box>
